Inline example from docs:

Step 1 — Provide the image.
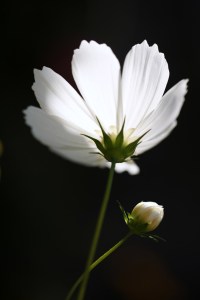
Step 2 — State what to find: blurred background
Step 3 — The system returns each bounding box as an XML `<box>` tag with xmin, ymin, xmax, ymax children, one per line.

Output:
<box><xmin>1</xmin><ymin>0</ymin><xmax>199</xmax><ymax>299</ymax></box>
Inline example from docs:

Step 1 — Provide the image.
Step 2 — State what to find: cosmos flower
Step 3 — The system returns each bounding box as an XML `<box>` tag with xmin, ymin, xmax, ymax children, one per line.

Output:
<box><xmin>24</xmin><ymin>40</ymin><xmax>188</xmax><ymax>175</ymax></box>
<box><xmin>130</xmin><ymin>201</ymin><xmax>164</xmax><ymax>233</ymax></box>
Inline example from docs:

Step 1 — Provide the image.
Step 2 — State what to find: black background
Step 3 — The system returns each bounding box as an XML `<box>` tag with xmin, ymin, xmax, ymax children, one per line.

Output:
<box><xmin>1</xmin><ymin>0</ymin><xmax>199</xmax><ymax>299</ymax></box>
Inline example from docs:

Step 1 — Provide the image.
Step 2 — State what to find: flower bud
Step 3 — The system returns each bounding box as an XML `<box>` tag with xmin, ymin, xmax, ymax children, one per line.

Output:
<box><xmin>129</xmin><ymin>201</ymin><xmax>164</xmax><ymax>233</ymax></box>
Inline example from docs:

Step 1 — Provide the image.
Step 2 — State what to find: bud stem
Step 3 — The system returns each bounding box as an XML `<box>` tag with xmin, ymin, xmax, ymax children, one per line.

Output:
<box><xmin>66</xmin><ymin>231</ymin><xmax>133</xmax><ymax>300</ymax></box>
<box><xmin>76</xmin><ymin>162</ymin><xmax>116</xmax><ymax>300</ymax></box>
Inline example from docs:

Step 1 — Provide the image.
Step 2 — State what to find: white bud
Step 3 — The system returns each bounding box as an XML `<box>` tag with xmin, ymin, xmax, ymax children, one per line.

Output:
<box><xmin>131</xmin><ymin>201</ymin><xmax>164</xmax><ymax>232</ymax></box>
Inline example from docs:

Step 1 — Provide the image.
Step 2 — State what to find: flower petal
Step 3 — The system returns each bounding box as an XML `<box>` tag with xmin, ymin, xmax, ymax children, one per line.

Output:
<box><xmin>23</xmin><ymin>106</ymin><xmax>103</xmax><ymax>166</ymax></box>
<box><xmin>122</xmin><ymin>40</ymin><xmax>169</xmax><ymax>129</ymax></box>
<box><xmin>72</xmin><ymin>40</ymin><xmax>121</xmax><ymax>131</ymax></box>
<box><xmin>136</xmin><ymin>122</ymin><xmax>177</xmax><ymax>154</ymax></box>
<box><xmin>114</xmin><ymin>161</ymin><xmax>140</xmax><ymax>175</ymax></box>
<box><xmin>135</xmin><ymin>79</ymin><xmax>188</xmax><ymax>153</ymax></box>
<box><xmin>32</xmin><ymin>67</ymin><xmax>98</xmax><ymax>135</ymax></box>
<box><xmin>50</xmin><ymin>147</ymin><xmax>106</xmax><ymax>167</ymax></box>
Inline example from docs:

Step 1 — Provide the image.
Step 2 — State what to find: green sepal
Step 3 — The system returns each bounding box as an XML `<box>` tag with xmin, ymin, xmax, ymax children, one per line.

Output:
<box><xmin>129</xmin><ymin>222</ymin><xmax>149</xmax><ymax>235</ymax></box>
<box><xmin>117</xmin><ymin>201</ymin><xmax>129</xmax><ymax>224</ymax></box>
<box><xmin>118</xmin><ymin>202</ymin><xmax>148</xmax><ymax>234</ymax></box>
<box><xmin>118</xmin><ymin>202</ymin><xmax>149</xmax><ymax>235</ymax></box>
<box><xmin>148</xmin><ymin>234</ymin><xmax>166</xmax><ymax>242</ymax></box>
<box><xmin>82</xmin><ymin>134</ymin><xmax>106</xmax><ymax>155</ymax></box>
<box><xmin>124</xmin><ymin>130</ymin><xmax>150</xmax><ymax>157</ymax></box>
<box><xmin>96</xmin><ymin>118</ymin><xmax>113</xmax><ymax>149</ymax></box>
<box><xmin>90</xmin><ymin>152</ymin><xmax>104</xmax><ymax>156</ymax></box>
<box><xmin>114</xmin><ymin>119</ymin><xmax>125</xmax><ymax>148</ymax></box>
<box><xmin>131</xmin><ymin>155</ymin><xmax>139</xmax><ymax>160</ymax></box>
<box><xmin>140</xmin><ymin>233</ymin><xmax>166</xmax><ymax>243</ymax></box>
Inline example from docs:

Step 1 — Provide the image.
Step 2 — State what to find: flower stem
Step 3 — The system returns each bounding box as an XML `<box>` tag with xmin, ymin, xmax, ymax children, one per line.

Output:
<box><xmin>76</xmin><ymin>162</ymin><xmax>116</xmax><ymax>300</ymax></box>
<box><xmin>66</xmin><ymin>231</ymin><xmax>133</xmax><ymax>300</ymax></box>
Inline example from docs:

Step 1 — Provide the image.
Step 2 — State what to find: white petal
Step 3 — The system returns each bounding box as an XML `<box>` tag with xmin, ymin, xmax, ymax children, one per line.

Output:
<box><xmin>114</xmin><ymin>161</ymin><xmax>140</xmax><ymax>175</ymax></box>
<box><xmin>23</xmin><ymin>106</ymin><xmax>102</xmax><ymax>166</ymax></box>
<box><xmin>122</xmin><ymin>40</ymin><xmax>169</xmax><ymax>129</ymax></box>
<box><xmin>136</xmin><ymin>122</ymin><xmax>177</xmax><ymax>154</ymax></box>
<box><xmin>32</xmin><ymin>67</ymin><xmax>98</xmax><ymax>135</ymax></box>
<box><xmin>135</xmin><ymin>79</ymin><xmax>188</xmax><ymax>153</ymax></box>
<box><xmin>72</xmin><ymin>40</ymin><xmax>121</xmax><ymax>131</ymax></box>
<box><xmin>50</xmin><ymin>146</ymin><xmax>106</xmax><ymax>167</ymax></box>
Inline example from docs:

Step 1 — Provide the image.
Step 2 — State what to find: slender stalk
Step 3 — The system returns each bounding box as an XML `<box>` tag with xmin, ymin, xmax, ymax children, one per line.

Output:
<box><xmin>76</xmin><ymin>162</ymin><xmax>115</xmax><ymax>300</ymax></box>
<box><xmin>66</xmin><ymin>232</ymin><xmax>133</xmax><ymax>300</ymax></box>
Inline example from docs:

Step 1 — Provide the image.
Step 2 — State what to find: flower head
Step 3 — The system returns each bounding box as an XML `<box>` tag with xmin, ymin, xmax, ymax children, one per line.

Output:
<box><xmin>129</xmin><ymin>201</ymin><xmax>164</xmax><ymax>233</ymax></box>
<box><xmin>24</xmin><ymin>40</ymin><xmax>188</xmax><ymax>175</ymax></box>
<box><xmin>119</xmin><ymin>201</ymin><xmax>164</xmax><ymax>234</ymax></box>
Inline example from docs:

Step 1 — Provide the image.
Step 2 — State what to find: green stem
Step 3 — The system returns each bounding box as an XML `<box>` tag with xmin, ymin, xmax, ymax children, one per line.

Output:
<box><xmin>66</xmin><ymin>232</ymin><xmax>133</xmax><ymax>300</ymax></box>
<box><xmin>76</xmin><ymin>162</ymin><xmax>116</xmax><ymax>300</ymax></box>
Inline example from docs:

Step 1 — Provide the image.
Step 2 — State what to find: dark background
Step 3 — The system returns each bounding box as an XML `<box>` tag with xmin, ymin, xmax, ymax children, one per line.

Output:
<box><xmin>1</xmin><ymin>0</ymin><xmax>199</xmax><ymax>299</ymax></box>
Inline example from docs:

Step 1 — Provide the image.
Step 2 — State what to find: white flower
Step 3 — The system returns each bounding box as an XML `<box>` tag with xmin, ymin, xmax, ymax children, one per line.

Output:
<box><xmin>131</xmin><ymin>201</ymin><xmax>164</xmax><ymax>232</ymax></box>
<box><xmin>24</xmin><ymin>40</ymin><xmax>188</xmax><ymax>175</ymax></box>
